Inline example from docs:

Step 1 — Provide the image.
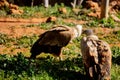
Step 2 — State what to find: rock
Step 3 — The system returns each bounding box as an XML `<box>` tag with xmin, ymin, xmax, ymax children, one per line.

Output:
<box><xmin>46</xmin><ymin>16</ymin><xmax>57</xmax><ymax>23</ymax></box>
<box><xmin>86</xmin><ymin>1</ymin><xmax>99</xmax><ymax>10</ymax></box>
<box><xmin>10</xmin><ymin>9</ymin><xmax>23</xmax><ymax>15</ymax></box>
<box><xmin>58</xmin><ymin>7</ymin><xmax>67</xmax><ymax>14</ymax></box>
<box><xmin>9</xmin><ymin>3</ymin><xmax>19</xmax><ymax>10</ymax></box>
<box><xmin>0</xmin><ymin>0</ymin><xmax>23</xmax><ymax>15</ymax></box>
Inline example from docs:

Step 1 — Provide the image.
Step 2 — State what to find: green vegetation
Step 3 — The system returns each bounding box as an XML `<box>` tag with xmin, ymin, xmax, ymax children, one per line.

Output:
<box><xmin>112</xmin><ymin>46</ymin><xmax>120</xmax><ymax>65</ymax></box>
<box><xmin>0</xmin><ymin>46</ymin><xmax>120</xmax><ymax>80</ymax></box>
<box><xmin>0</xmin><ymin>3</ymin><xmax>120</xmax><ymax>80</ymax></box>
<box><xmin>16</xmin><ymin>35</ymin><xmax>37</xmax><ymax>48</ymax></box>
<box><xmin>99</xmin><ymin>18</ymin><xmax>115</xmax><ymax>28</ymax></box>
<box><xmin>0</xmin><ymin>33</ymin><xmax>14</xmax><ymax>47</ymax></box>
<box><xmin>0</xmin><ymin>53</ymin><xmax>84</xmax><ymax>80</ymax></box>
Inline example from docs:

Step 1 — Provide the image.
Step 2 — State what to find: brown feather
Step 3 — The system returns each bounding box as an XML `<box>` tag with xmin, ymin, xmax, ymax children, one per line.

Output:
<box><xmin>81</xmin><ymin>31</ymin><xmax>112</xmax><ymax>80</ymax></box>
<box><xmin>38</xmin><ymin>26</ymin><xmax>72</xmax><ymax>46</ymax></box>
<box><xmin>30</xmin><ymin>25</ymin><xmax>82</xmax><ymax>60</ymax></box>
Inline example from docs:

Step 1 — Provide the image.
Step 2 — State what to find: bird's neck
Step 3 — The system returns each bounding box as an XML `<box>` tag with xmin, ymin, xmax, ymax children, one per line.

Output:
<box><xmin>74</xmin><ymin>27</ymin><xmax>82</xmax><ymax>37</ymax></box>
<box><xmin>73</xmin><ymin>28</ymin><xmax>79</xmax><ymax>38</ymax></box>
<box><xmin>87</xmin><ymin>35</ymin><xmax>99</xmax><ymax>40</ymax></box>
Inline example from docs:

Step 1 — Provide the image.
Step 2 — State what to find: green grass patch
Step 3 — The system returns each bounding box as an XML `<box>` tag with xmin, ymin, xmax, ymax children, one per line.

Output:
<box><xmin>16</xmin><ymin>35</ymin><xmax>37</xmax><ymax>48</ymax></box>
<box><xmin>0</xmin><ymin>53</ymin><xmax>85</xmax><ymax>80</ymax></box>
<box><xmin>0</xmin><ymin>3</ymin><xmax>120</xmax><ymax>80</ymax></box>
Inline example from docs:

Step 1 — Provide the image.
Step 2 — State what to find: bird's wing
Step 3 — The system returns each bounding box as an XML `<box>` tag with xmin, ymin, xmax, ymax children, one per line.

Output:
<box><xmin>97</xmin><ymin>40</ymin><xmax>111</xmax><ymax>57</ymax></box>
<box><xmin>95</xmin><ymin>40</ymin><xmax>112</xmax><ymax>78</ymax></box>
<box><xmin>49</xmin><ymin>25</ymin><xmax>71</xmax><ymax>31</ymax></box>
<box><xmin>96</xmin><ymin>40</ymin><xmax>112</xmax><ymax>67</ymax></box>
<box><xmin>81</xmin><ymin>37</ymin><xmax>98</xmax><ymax>67</ymax></box>
<box><xmin>87</xmin><ymin>39</ymin><xmax>98</xmax><ymax>64</ymax></box>
<box><xmin>38</xmin><ymin>27</ymin><xmax>72</xmax><ymax>47</ymax></box>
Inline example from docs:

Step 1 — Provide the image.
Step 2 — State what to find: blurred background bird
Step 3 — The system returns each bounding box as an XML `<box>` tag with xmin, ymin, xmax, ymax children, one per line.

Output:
<box><xmin>30</xmin><ymin>25</ymin><xmax>82</xmax><ymax>60</ymax></box>
<box><xmin>81</xmin><ymin>29</ymin><xmax>112</xmax><ymax>80</ymax></box>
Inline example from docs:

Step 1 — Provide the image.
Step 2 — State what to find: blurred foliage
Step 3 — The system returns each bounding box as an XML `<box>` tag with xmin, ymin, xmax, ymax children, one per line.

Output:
<box><xmin>112</xmin><ymin>46</ymin><xmax>120</xmax><ymax>65</ymax></box>
<box><xmin>99</xmin><ymin>18</ymin><xmax>115</xmax><ymax>28</ymax></box>
<box><xmin>0</xmin><ymin>46</ymin><xmax>120</xmax><ymax>80</ymax></box>
<box><xmin>113</xmin><ymin>30</ymin><xmax>120</xmax><ymax>40</ymax></box>
<box><xmin>0</xmin><ymin>2</ymin><xmax>120</xmax><ymax>80</ymax></box>
<box><xmin>0</xmin><ymin>53</ymin><xmax>85</xmax><ymax>80</ymax></box>
<box><xmin>16</xmin><ymin>35</ymin><xmax>37</xmax><ymax>48</ymax></box>
<box><xmin>0</xmin><ymin>33</ymin><xmax>14</xmax><ymax>47</ymax></box>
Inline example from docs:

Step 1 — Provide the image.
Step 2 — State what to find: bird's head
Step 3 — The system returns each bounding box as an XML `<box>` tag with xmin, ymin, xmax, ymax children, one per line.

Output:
<box><xmin>82</xmin><ymin>29</ymin><xmax>99</xmax><ymax>40</ymax></box>
<box><xmin>82</xmin><ymin>29</ymin><xmax>94</xmax><ymax>36</ymax></box>
<box><xmin>75</xmin><ymin>25</ymin><xmax>82</xmax><ymax>37</ymax></box>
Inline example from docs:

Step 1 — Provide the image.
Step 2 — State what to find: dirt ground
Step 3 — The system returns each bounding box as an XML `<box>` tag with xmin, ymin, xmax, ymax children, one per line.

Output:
<box><xmin>0</xmin><ymin>17</ymin><xmax>87</xmax><ymax>37</ymax></box>
<box><xmin>0</xmin><ymin>18</ymin><xmax>47</xmax><ymax>55</ymax></box>
<box><xmin>0</xmin><ymin>17</ymin><xmax>120</xmax><ymax>56</ymax></box>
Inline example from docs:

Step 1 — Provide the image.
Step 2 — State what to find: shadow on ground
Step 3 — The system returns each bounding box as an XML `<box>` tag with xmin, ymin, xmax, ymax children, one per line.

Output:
<box><xmin>112</xmin><ymin>56</ymin><xmax>120</xmax><ymax>65</ymax></box>
<box><xmin>0</xmin><ymin>53</ymin><xmax>87</xmax><ymax>80</ymax></box>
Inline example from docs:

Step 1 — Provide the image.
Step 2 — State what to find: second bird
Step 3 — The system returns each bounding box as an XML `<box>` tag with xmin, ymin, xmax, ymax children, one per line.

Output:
<box><xmin>30</xmin><ymin>25</ymin><xmax>82</xmax><ymax>60</ymax></box>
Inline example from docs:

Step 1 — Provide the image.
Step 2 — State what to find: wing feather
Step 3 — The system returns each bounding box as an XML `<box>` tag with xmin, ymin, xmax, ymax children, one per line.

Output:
<box><xmin>38</xmin><ymin>26</ymin><xmax>72</xmax><ymax>47</ymax></box>
<box><xmin>97</xmin><ymin>40</ymin><xmax>112</xmax><ymax>66</ymax></box>
<box><xmin>81</xmin><ymin>33</ymin><xmax>111</xmax><ymax>79</ymax></box>
<box><xmin>81</xmin><ymin>37</ymin><xmax>99</xmax><ymax>68</ymax></box>
<box><xmin>95</xmin><ymin>40</ymin><xmax>112</xmax><ymax>79</ymax></box>
<box><xmin>49</xmin><ymin>25</ymin><xmax>71</xmax><ymax>31</ymax></box>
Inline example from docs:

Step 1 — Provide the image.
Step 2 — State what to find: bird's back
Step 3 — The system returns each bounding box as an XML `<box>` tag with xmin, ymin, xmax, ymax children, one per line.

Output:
<box><xmin>81</xmin><ymin>34</ymin><xmax>111</xmax><ymax>80</ymax></box>
<box><xmin>81</xmin><ymin>35</ymin><xmax>99</xmax><ymax>67</ymax></box>
<box><xmin>38</xmin><ymin>26</ymin><xmax>72</xmax><ymax>47</ymax></box>
<box><xmin>96</xmin><ymin>40</ymin><xmax>112</xmax><ymax>78</ymax></box>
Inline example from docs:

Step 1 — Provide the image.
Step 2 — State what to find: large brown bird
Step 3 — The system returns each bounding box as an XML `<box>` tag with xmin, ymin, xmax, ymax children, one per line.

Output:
<box><xmin>81</xmin><ymin>29</ymin><xmax>112</xmax><ymax>80</ymax></box>
<box><xmin>30</xmin><ymin>25</ymin><xmax>82</xmax><ymax>60</ymax></box>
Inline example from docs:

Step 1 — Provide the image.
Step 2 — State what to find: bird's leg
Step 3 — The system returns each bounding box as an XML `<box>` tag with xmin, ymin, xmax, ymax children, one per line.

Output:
<box><xmin>55</xmin><ymin>52</ymin><xmax>63</xmax><ymax>61</ymax></box>
<box><xmin>59</xmin><ymin>52</ymin><xmax>63</xmax><ymax>60</ymax></box>
<box><xmin>30</xmin><ymin>54</ymin><xmax>36</xmax><ymax>59</ymax></box>
<box><xmin>55</xmin><ymin>48</ymin><xmax>63</xmax><ymax>61</ymax></box>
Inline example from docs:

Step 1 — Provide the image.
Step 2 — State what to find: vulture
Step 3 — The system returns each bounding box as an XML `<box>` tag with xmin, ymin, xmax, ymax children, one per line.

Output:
<box><xmin>30</xmin><ymin>25</ymin><xmax>82</xmax><ymax>60</ymax></box>
<box><xmin>81</xmin><ymin>29</ymin><xmax>112</xmax><ymax>80</ymax></box>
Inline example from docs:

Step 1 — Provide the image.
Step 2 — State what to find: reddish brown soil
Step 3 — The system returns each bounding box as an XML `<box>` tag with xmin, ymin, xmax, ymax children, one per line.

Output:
<box><xmin>0</xmin><ymin>18</ymin><xmax>46</xmax><ymax>55</ymax></box>
<box><xmin>0</xmin><ymin>22</ymin><xmax>44</xmax><ymax>38</ymax></box>
<box><xmin>0</xmin><ymin>18</ymin><xmax>120</xmax><ymax>56</ymax></box>
<box><xmin>0</xmin><ymin>18</ymin><xmax>47</xmax><ymax>37</ymax></box>
<box><xmin>0</xmin><ymin>17</ymin><xmax>87</xmax><ymax>38</ymax></box>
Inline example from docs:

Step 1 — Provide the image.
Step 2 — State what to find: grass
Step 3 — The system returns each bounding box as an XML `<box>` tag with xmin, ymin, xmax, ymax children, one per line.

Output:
<box><xmin>111</xmin><ymin>47</ymin><xmax>120</xmax><ymax>79</ymax></box>
<box><xmin>16</xmin><ymin>35</ymin><xmax>37</xmax><ymax>48</ymax></box>
<box><xmin>111</xmin><ymin>64</ymin><xmax>120</xmax><ymax>80</ymax></box>
<box><xmin>0</xmin><ymin>34</ymin><xmax>120</xmax><ymax>80</ymax></box>
<box><xmin>0</xmin><ymin>53</ymin><xmax>85</xmax><ymax>80</ymax></box>
<box><xmin>0</xmin><ymin>48</ymin><xmax>120</xmax><ymax>80</ymax></box>
<box><xmin>0</xmin><ymin>3</ymin><xmax>120</xmax><ymax>80</ymax></box>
